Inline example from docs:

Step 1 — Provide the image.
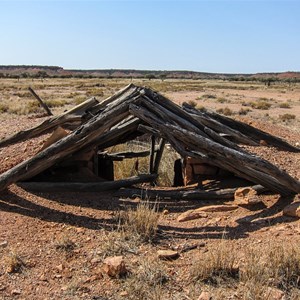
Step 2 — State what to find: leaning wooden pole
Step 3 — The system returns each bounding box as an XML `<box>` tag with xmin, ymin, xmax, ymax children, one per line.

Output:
<box><xmin>28</xmin><ymin>87</ymin><xmax>53</xmax><ymax>116</ymax></box>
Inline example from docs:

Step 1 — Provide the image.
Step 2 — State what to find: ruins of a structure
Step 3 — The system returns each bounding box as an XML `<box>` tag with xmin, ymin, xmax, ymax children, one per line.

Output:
<box><xmin>0</xmin><ymin>84</ymin><xmax>299</xmax><ymax>199</ymax></box>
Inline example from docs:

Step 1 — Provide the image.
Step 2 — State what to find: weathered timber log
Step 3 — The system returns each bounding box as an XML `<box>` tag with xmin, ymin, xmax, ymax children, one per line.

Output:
<box><xmin>116</xmin><ymin>185</ymin><xmax>266</xmax><ymax>200</ymax></box>
<box><xmin>18</xmin><ymin>174</ymin><xmax>157</xmax><ymax>192</ymax></box>
<box><xmin>0</xmin><ymin>86</ymin><xmax>142</xmax><ymax>191</ymax></box>
<box><xmin>153</xmin><ymin>138</ymin><xmax>166</xmax><ymax>174</ymax></box>
<box><xmin>129</xmin><ymin>104</ymin><xmax>300</xmax><ymax>195</ymax></box>
<box><xmin>0</xmin><ymin>97</ymin><xmax>98</xmax><ymax>148</ymax></box>
<box><xmin>183</xmin><ymin>103</ymin><xmax>300</xmax><ymax>152</ymax></box>
<box><xmin>98</xmin><ymin>150</ymin><xmax>152</xmax><ymax>160</ymax></box>
<box><xmin>28</xmin><ymin>87</ymin><xmax>53</xmax><ymax>116</ymax></box>
<box><xmin>149</xmin><ymin>135</ymin><xmax>156</xmax><ymax>173</ymax></box>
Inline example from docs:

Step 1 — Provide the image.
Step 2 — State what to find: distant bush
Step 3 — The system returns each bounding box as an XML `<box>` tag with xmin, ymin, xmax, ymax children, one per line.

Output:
<box><xmin>216</xmin><ymin>107</ymin><xmax>234</xmax><ymax>116</ymax></box>
<box><xmin>45</xmin><ymin>99</ymin><xmax>65</xmax><ymax>108</ymax></box>
<box><xmin>279</xmin><ymin>114</ymin><xmax>296</xmax><ymax>122</ymax></box>
<box><xmin>0</xmin><ymin>103</ymin><xmax>9</xmax><ymax>113</ymax></box>
<box><xmin>238</xmin><ymin>108</ymin><xmax>251</xmax><ymax>115</ymax></box>
<box><xmin>250</xmin><ymin>101</ymin><xmax>271</xmax><ymax>110</ymax></box>
<box><xmin>217</xmin><ymin>97</ymin><xmax>230</xmax><ymax>103</ymax></box>
<box><xmin>279</xmin><ymin>102</ymin><xmax>291</xmax><ymax>109</ymax></box>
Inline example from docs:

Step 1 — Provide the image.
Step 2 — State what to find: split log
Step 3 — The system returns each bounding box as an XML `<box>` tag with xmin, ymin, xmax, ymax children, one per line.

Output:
<box><xmin>116</xmin><ymin>185</ymin><xmax>266</xmax><ymax>200</ymax></box>
<box><xmin>153</xmin><ymin>138</ymin><xmax>166</xmax><ymax>174</ymax></box>
<box><xmin>28</xmin><ymin>87</ymin><xmax>53</xmax><ymax>116</ymax></box>
<box><xmin>18</xmin><ymin>174</ymin><xmax>157</xmax><ymax>192</ymax></box>
<box><xmin>183</xmin><ymin>103</ymin><xmax>300</xmax><ymax>152</ymax></box>
<box><xmin>149</xmin><ymin>135</ymin><xmax>156</xmax><ymax>173</ymax></box>
<box><xmin>0</xmin><ymin>86</ymin><xmax>142</xmax><ymax>191</ymax></box>
<box><xmin>129</xmin><ymin>103</ymin><xmax>300</xmax><ymax>195</ymax></box>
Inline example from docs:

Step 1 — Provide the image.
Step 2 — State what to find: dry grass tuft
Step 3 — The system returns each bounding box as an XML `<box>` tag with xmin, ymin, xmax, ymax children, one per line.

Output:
<box><xmin>122</xmin><ymin>257</ymin><xmax>168</xmax><ymax>300</ymax></box>
<box><xmin>5</xmin><ymin>251</ymin><xmax>25</xmax><ymax>273</ymax></box>
<box><xmin>55</xmin><ymin>235</ymin><xmax>76</xmax><ymax>253</ymax></box>
<box><xmin>191</xmin><ymin>240</ymin><xmax>238</xmax><ymax>284</ymax></box>
<box><xmin>118</xmin><ymin>201</ymin><xmax>160</xmax><ymax>243</ymax></box>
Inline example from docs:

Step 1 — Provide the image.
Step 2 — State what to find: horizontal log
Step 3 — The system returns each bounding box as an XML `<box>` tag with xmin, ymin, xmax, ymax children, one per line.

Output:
<box><xmin>18</xmin><ymin>174</ymin><xmax>157</xmax><ymax>192</ymax></box>
<box><xmin>116</xmin><ymin>185</ymin><xmax>266</xmax><ymax>200</ymax></box>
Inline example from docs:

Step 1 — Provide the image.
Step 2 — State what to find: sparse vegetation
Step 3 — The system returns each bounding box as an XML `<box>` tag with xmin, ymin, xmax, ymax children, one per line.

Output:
<box><xmin>118</xmin><ymin>201</ymin><xmax>160</xmax><ymax>243</ymax></box>
<box><xmin>279</xmin><ymin>113</ymin><xmax>296</xmax><ymax>122</ymax></box>
<box><xmin>216</xmin><ymin>107</ymin><xmax>234</xmax><ymax>116</ymax></box>
<box><xmin>4</xmin><ymin>251</ymin><xmax>25</xmax><ymax>273</ymax></box>
<box><xmin>279</xmin><ymin>102</ymin><xmax>291</xmax><ymax>109</ymax></box>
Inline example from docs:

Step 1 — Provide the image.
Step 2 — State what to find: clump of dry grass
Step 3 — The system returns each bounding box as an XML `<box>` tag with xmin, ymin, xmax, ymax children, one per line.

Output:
<box><xmin>4</xmin><ymin>251</ymin><xmax>25</xmax><ymax>273</ymax></box>
<box><xmin>191</xmin><ymin>240</ymin><xmax>238</xmax><ymax>284</ymax></box>
<box><xmin>122</xmin><ymin>257</ymin><xmax>168</xmax><ymax>300</ymax></box>
<box><xmin>216</xmin><ymin>107</ymin><xmax>234</xmax><ymax>116</ymax></box>
<box><xmin>119</xmin><ymin>201</ymin><xmax>160</xmax><ymax>243</ymax></box>
<box><xmin>279</xmin><ymin>113</ymin><xmax>296</xmax><ymax>122</ymax></box>
<box><xmin>55</xmin><ymin>235</ymin><xmax>76</xmax><ymax>254</ymax></box>
<box><xmin>279</xmin><ymin>102</ymin><xmax>291</xmax><ymax>109</ymax></box>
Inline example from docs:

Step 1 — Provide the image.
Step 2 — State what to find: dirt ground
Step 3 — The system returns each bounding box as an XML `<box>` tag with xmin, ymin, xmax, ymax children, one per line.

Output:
<box><xmin>0</xmin><ymin>79</ymin><xmax>300</xmax><ymax>299</ymax></box>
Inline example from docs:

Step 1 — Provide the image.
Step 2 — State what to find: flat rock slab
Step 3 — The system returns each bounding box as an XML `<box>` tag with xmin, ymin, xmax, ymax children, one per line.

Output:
<box><xmin>283</xmin><ymin>201</ymin><xmax>300</xmax><ymax>217</ymax></box>
<box><xmin>177</xmin><ymin>210</ymin><xmax>208</xmax><ymax>222</ymax></box>
<box><xmin>234</xmin><ymin>187</ymin><xmax>261</xmax><ymax>205</ymax></box>
<box><xmin>177</xmin><ymin>205</ymin><xmax>238</xmax><ymax>222</ymax></box>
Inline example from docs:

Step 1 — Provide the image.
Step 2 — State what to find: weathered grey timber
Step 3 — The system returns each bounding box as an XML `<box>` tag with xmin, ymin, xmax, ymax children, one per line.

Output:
<box><xmin>0</xmin><ymin>84</ymin><xmax>299</xmax><ymax>196</ymax></box>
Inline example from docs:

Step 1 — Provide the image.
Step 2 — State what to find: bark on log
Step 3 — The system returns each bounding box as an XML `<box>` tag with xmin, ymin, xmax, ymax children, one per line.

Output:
<box><xmin>129</xmin><ymin>103</ymin><xmax>300</xmax><ymax>195</ymax></box>
<box><xmin>183</xmin><ymin>103</ymin><xmax>300</xmax><ymax>152</ymax></box>
<box><xmin>0</xmin><ymin>86</ymin><xmax>142</xmax><ymax>191</ymax></box>
<box><xmin>116</xmin><ymin>185</ymin><xmax>266</xmax><ymax>200</ymax></box>
<box><xmin>18</xmin><ymin>174</ymin><xmax>157</xmax><ymax>192</ymax></box>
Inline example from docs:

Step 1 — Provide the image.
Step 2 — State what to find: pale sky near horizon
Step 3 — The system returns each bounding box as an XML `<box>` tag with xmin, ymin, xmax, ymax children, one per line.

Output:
<box><xmin>0</xmin><ymin>0</ymin><xmax>299</xmax><ymax>73</ymax></box>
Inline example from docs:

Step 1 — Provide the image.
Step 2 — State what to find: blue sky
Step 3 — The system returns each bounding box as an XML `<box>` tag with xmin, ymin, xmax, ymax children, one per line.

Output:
<box><xmin>0</xmin><ymin>0</ymin><xmax>299</xmax><ymax>73</ymax></box>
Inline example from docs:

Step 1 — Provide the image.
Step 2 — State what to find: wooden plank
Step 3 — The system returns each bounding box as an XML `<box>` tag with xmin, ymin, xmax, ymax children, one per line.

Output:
<box><xmin>18</xmin><ymin>174</ymin><xmax>157</xmax><ymax>192</ymax></box>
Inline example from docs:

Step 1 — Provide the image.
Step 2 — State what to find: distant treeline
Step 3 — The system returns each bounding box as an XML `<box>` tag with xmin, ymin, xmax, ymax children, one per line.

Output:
<box><xmin>0</xmin><ymin>65</ymin><xmax>299</xmax><ymax>83</ymax></box>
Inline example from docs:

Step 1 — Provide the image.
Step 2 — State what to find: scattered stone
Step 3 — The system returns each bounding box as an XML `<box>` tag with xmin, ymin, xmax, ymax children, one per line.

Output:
<box><xmin>11</xmin><ymin>289</ymin><xmax>21</xmax><ymax>295</ymax></box>
<box><xmin>195</xmin><ymin>204</ymin><xmax>238</xmax><ymax>213</ymax></box>
<box><xmin>259</xmin><ymin>139</ymin><xmax>268</xmax><ymax>146</ymax></box>
<box><xmin>283</xmin><ymin>201</ymin><xmax>300</xmax><ymax>217</ymax></box>
<box><xmin>265</xmin><ymin>287</ymin><xmax>286</xmax><ymax>300</ymax></box>
<box><xmin>120</xmin><ymin>291</ymin><xmax>128</xmax><ymax>297</ymax></box>
<box><xmin>234</xmin><ymin>187</ymin><xmax>261</xmax><ymax>205</ymax></box>
<box><xmin>56</xmin><ymin>264</ymin><xmax>64</xmax><ymax>272</ymax></box>
<box><xmin>0</xmin><ymin>241</ymin><xmax>8</xmax><ymax>248</ymax></box>
<box><xmin>102</xmin><ymin>256</ymin><xmax>127</xmax><ymax>277</ymax></box>
<box><xmin>91</xmin><ymin>257</ymin><xmax>101</xmax><ymax>264</ymax></box>
<box><xmin>198</xmin><ymin>291</ymin><xmax>212</xmax><ymax>300</ymax></box>
<box><xmin>177</xmin><ymin>209</ymin><xmax>208</xmax><ymax>222</ymax></box>
<box><xmin>162</xmin><ymin>209</ymin><xmax>169</xmax><ymax>215</ymax></box>
<box><xmin>157</xmin><ymin>250</ymin><xmax>179</xmax><ymax>260</ymax></box>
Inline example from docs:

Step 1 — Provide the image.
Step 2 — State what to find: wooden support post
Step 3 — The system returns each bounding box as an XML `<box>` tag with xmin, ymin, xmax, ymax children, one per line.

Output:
<box><xmin>153</xmin><ymin>138</ymin><xmax>166</xmax><ymax>174</ymax></box>
<box><xmin>28</xmin><ymin>87</ymin><xmax>53</xmax><ymax>116</ymax></box>
<box><xmin>149</xmin><ymin>135</ymin><xmax>156</xmax><ymax>174</ymax></box>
